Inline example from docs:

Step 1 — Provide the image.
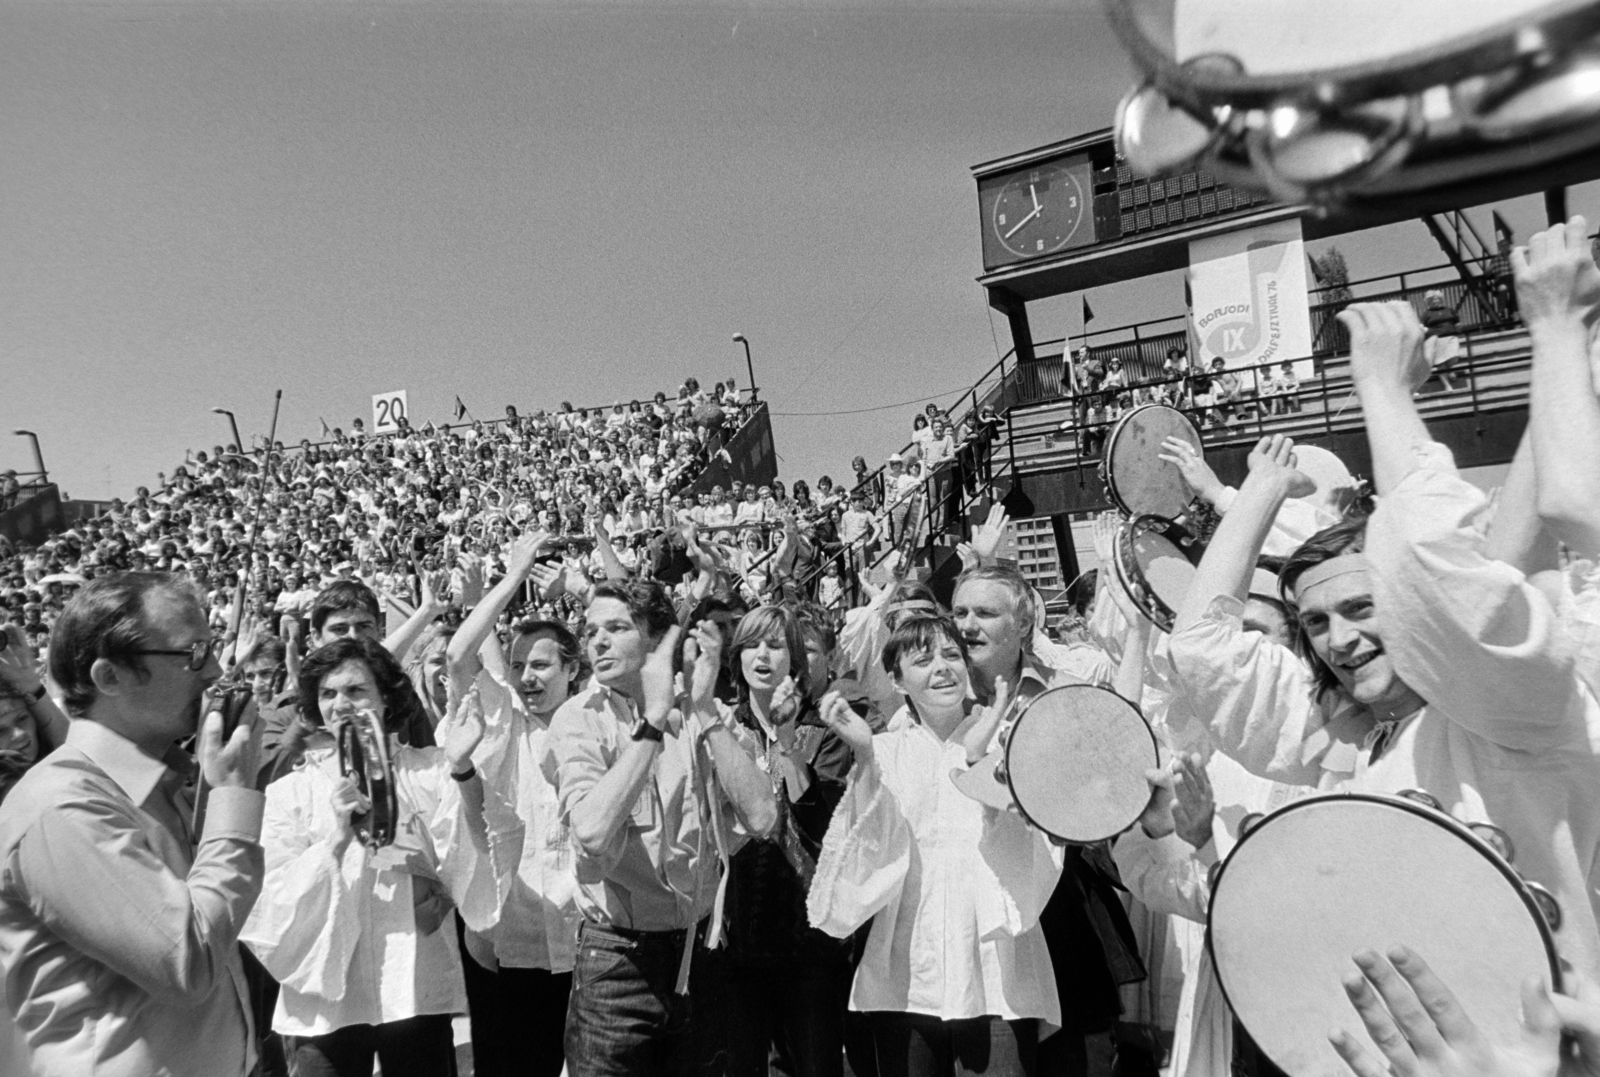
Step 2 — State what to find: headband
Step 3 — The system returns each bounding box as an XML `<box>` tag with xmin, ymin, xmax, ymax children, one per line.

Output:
<box><xmin>1291</xmin><ymin>554</ymin><xmax>1373</xmax><ymax>595</ymax></box>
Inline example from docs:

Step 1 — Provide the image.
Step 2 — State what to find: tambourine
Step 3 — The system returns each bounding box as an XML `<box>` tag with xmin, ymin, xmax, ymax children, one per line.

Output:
<box><xmin>953</xmin><ymin>684</ymin><xmax>1159</xmax><ymax>843</ymax></box>
<box><xmin>1208</xmin><ymin>792</ymin><xmax>1563</xmax><ymax>1077</ymax></box>
<box><xmin>1106</xmin><ymin>0</ymin><xmax>1600</xmax><ymax>206</ymax></box>
<box><xmin>1100</xmin><ymin>404</ymin><xmax>1203</xmax><ymax>520</ymax></box>
<box><xmin>1112</xmin><ymin>514</ymin><xmax>1202</xmax><ymax>632</ymax></box>
<box><xmin>338</xmin><ymin>712</ymin><xmax>399</xmax><ymax>850</ymax></box>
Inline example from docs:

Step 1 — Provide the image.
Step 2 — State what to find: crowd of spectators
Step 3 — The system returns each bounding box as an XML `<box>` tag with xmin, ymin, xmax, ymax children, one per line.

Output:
<box><xmin>0</xmin><ymin>379</ymin><xmax>1011</xmax><ymax>701</ymax></box>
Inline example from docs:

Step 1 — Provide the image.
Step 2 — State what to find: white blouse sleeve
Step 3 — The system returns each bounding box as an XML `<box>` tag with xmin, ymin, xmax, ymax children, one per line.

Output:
<box><xmin>440</xmin><ymin>672</ymin><xmax>530</xmax><ymax>895</ymax></box>
<box><xmin>806</xmin><ymin>752</ymin><xmax>910</xmax><ymax>939</ymax></box>
<box><xmin>403</xmin><ymin>747</ymin><xmax>513</xmax><ymax>933</ymax></box>
<box><xmin>972</xmin><ymin>805</ymin><xmax>1065</xmax><ymax>941</ymax></box>
<box><xmin>1367</xmin><ymin>445</ymin><xmax>1589</xmax><ymax>751</ymax></box>
<box><xmin>239</xmin><ymin>769</ymin><xmax>365</xmax><ymax>1002</ymax></box>
<box><xmin>1167</xmin><ymin>596</ymin><xmax>1359</xmax><ymax>785</ymax></box>
<box><xmin>1112</xmin><ymin>828</ymin><xmax>1215</xmax><ymax>925</ymax></box>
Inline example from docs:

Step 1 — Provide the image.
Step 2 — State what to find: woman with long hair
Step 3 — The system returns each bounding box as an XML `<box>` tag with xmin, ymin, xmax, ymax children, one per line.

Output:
<box><xmin>720</xmin><ymin>604</ymin><xmax>855</xmax><ymax>1077</ymax></box>
<box><xmin>242</xmin><ymin>637</ymin><xmax>504</xmax><ymax>1077</ymax></box>
<box><xmin>810</xmin><ymin>613</ymin><xmax>1064</xmax><ymax>1077</ymax></box>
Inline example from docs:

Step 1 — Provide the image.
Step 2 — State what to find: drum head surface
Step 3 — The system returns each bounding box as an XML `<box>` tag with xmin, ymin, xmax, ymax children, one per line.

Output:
<box><xmin>1210</xmin><ymin>797</ymin><xmax>1558</xmax><ymax>1077</ymax></box>
<box><xmin>1132</xmin><ymin>530</ymin><xmax>1197</xmax><ymax>617</ymax></box>
<box><xmin>1006</xmin><ymin>685</ymin><xmax>1157</xmax><ymax>842</ymax></box>
<box><xmin>1106</xmin><ymin>405</ymin><xmax>1202</xmax><ymax>518</ymax></box>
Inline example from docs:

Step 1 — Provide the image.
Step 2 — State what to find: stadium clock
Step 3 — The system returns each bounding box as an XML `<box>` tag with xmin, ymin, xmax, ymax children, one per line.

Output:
<box><xmin>977</xmin><ymin>154</ymin><xmax>1096</xmax><ymax>269</ymax></box>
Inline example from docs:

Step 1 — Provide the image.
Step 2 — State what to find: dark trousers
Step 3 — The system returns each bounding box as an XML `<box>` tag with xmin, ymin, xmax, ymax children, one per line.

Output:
<box><xmin>564</xmin><ymin>918</ymin><xmax>713</xmax><ymax>1077</ymax></box>
<box><xmin>867</xmin><ymin>1012</ymin><xmax>1038</xmax><ymax>1077</ymax></box>
<box><xmin>240</xmin><ymin>945</ymin><xmax>290</xmax><ymax>1077</ymax></box>
<box><xmin>725</xmin><ymin>961</ymin><xmax>846</xmax><ymax>1077</ymax></box>
<box><xmin>460</xmin><ymin>944</ymin><xmax>572</xmax><ymax>1077</ymax></box>
<box><xmin>290</xmin><ymin>1013</ymin><xmax>457</xmax><ymax>1077</ymax></box>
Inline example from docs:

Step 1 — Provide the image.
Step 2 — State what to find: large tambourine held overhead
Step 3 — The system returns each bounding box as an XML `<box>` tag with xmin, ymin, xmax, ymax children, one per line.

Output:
<box><xmin>1101</xmin><ymin>404</ymin><xmax>1203</xmax><ymax>520</ymax></box>
<box><xmin>1208</xmin><ymin>793</ymin><xmax>1563</xmax><ymax>1077</ymax></box>
<box><xmin>1106</xmin><ymin>0</ymin><xmax>1600</xmax><ymax>207</ymax></box>
<box><xmin>953</xmin><ymin>684</ymin><xmax>1159</xmax><ymax>843</ymax></box>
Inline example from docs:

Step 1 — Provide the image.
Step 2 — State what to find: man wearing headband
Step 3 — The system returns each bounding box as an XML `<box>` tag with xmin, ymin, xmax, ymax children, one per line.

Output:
<box><xmin>1169</xmin><ymin>300</ymin><xmax>1600</xmax><ymax>983</ymax></box>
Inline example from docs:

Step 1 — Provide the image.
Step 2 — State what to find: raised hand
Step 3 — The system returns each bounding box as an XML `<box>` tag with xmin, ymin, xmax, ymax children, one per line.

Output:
<box><xmin>1513</xmin><ymin>216</ymin><xmax>1600</xmax><ymax>331</ymax></box>
<box><xmin>956</xmin><ymin>541</ymin><xmax>981</xmax><ymax>574</ymax></box>
<box><xmin>1158</xmin><ymin>436</ymin><xmax>1225</xmax><ymax>504</ymax></box>
<box><xmin>1090</xmin><ymin>511</ymin><xmax>1119</xmax><ymax>568</ymax></box>
<box><xmin>1170</xmin><ymin>752</ymin><xmax>1215</xmax><ymax>849</ymax></box>
<box><xmin>1339</xmin><ymin>301</ymin><xmax>1430</xmax><ymax>393</ymax></box>
<box><xmin>960</xmin><ymin>676</ymin><xmax>1010</xmax><ymax>765</ymax></box>
<box><xmin>970</xmin><ymin>504</ymin><xmax>1011</xmax><ymax>564</ymax></box>
<box><xmin>456</xmin><ymin>553</ymin><xmax>487</xmax><ymax>609</ymax></box>
<box><xmin>818</xmin><ymin>690</ymin><xmax>873</xmax><ymax>761</ymax></box>
<box><xmin>329</xmin><ymin>775</ymin><xmax>371</xmax><ymax>841</ymax></box>
<box><xmin>1246</xmin><ymin>434</ymin><xmax>1317</xmax><ymax>499</ymax></box>
<box><xmin>198</xmin><ymin>692</ymin><xmax>263</xmax><ymax>791</ymax></box>
<box><xmin>0</xmin><ymin>624</ymin><xmax>42</xmax><ymax>696</ymax></box>
<box><xmin>1136</xmin><ymin>757</ymin><xmax>1179</xmax><ymax>839</ymax></box>
<box><xmin>639</xmin><ymin>625</ymin><xmax>683</xmax><ymax>730</ymax></box>
<box><xmin>1330</xmin><ymin>947</ymin><xmax>1566</xmax><ymax>1077</ymax></box>
<box><xmin>505</xmin><ymin>529</ymin><xmax>553</xmax><ymax>581</ymax></box>
<box><xmin>769</xmin><ymin>674</ymin><xmax>802</xmax><ymax>733</ymax></box>
<box><xmin>684</xmin><ymin>619</ymin><xmax>724</xmax><ymax>719</ymax></box>
<box><xmin>528</xmin><ymin>561</ymin><xmax>566</xmax><ymax>602</ymax></box>
<box><xmin>442</xmin><ymin>693</ymin><xmax>485</xmax><ymax>774</ymax></box>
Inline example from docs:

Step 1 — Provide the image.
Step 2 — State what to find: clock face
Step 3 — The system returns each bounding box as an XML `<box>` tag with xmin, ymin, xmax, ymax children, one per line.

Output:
<box><xmin>991</xmin><ymin>162</ymin><xmax>1089</xmax><ymax>259</ymax></box>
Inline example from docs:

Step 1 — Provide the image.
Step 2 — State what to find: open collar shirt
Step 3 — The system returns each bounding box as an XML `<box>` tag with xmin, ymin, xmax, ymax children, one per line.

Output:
<box><xmin>0</xmin><ymin>719</ymin><xmax>265</xmax><ymax>1077</ymax></box>
<box><xmin>543</xmin><ymin>683</ymin><xmax>749</xmax><ymax>932</ymax></box>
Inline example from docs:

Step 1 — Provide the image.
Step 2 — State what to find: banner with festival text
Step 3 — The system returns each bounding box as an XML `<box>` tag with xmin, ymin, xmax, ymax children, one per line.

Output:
<box><xmin>1188</xmin><ymin>218</ymin><xmax>1315</xmax><ymax>383</ymax></box>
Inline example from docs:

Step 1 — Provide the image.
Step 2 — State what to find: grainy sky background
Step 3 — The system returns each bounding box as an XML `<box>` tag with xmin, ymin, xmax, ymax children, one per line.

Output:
<box><xmin>4</xmin><ymin>0</ymin><xmax>1598</xmax><ymax>502</ymax></box>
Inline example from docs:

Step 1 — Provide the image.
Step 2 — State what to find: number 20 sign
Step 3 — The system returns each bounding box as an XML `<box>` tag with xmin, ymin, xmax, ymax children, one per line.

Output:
<box><xmin>372</xmin><ymin>390</ymin><xmax>409</xmax><ymax>434</ymax></box>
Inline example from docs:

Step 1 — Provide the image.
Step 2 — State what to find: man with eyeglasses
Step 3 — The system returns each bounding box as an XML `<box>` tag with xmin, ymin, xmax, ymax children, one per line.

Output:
<box><xmin>0</xmin><ymin>571</ymin><xmax>266</xmax><ymax>1077</ymax></box>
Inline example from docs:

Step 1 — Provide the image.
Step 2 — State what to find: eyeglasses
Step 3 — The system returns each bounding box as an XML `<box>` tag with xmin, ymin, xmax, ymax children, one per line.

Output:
<box><xmin>131</xmin><ymin>638</ymin><xmax>217</xmax><ymax>672</ymax></box>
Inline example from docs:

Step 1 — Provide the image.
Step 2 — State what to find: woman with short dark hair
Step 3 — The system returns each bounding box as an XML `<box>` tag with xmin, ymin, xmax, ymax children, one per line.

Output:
<box><xmin>242</xmin><ymin>636</ymin><xmax>504</xmax><ymax>1077</ymax></box>
<box><xmin>811</xmin><ymin>613</ymin><xmax>1065</xmax><ymax>1077</ymax></box>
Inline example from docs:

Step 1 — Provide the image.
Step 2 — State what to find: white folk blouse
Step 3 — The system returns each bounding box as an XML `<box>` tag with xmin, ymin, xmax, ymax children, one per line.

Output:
<box><xmin>241</xmin><ymin>742</ymin><xmax>512</xmax><ymax>1037</ymax></box>
<box><xmin>807</xmin><ymin>715</ymin><xmax>1064</xmax><ymax>1028</ymax></box>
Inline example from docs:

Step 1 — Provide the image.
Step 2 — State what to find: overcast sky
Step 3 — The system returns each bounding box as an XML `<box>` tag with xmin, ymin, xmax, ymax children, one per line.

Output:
<box><xmin>4</xmin><ymin>0</ymin><xmax>1597</xmax><ymax>502</ymax></box>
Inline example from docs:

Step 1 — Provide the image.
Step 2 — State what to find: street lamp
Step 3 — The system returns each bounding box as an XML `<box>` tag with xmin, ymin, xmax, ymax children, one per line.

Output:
<box><xmin>12</xmin><ymin>430</ymin><xmax>46</xmax><ymax>486</ymax></box>
<box><xmin>731</xmin><ymin>333</ymin><xmax>758</xmax><ymax>402</ymax></box>
<box><xmin>211</xmin><ymin>408</ymin><xmax>242</xmax><ymax>453</ymax></box>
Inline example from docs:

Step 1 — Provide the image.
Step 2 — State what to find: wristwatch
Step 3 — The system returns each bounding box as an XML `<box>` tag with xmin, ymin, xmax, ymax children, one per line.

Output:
<box><xmin>631</xmin><ymin>716</ymin><xmax>665</xmax><ymax>743</ymax></box>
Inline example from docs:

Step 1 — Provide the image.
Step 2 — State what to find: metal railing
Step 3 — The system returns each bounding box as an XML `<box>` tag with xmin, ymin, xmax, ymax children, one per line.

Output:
<box><xmin>984</xmin><ymin>250</ymin><xmax>1522</xmax><ymax>414</ymax></box>
<box><xmin>1000</xmin><ymin>322</ymin><xmax>1533</xmax><ymax>473</ymax></box>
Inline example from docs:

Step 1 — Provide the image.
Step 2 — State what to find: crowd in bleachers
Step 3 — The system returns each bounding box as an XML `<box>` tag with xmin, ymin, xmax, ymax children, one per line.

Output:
<box><xmin>0</xmin><ymin>376</ymin><xmax>1011</xmax><ymax>680</ymax></box>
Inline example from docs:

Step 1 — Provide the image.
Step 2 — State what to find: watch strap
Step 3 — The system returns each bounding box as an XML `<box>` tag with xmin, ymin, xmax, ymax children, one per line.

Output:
<box><xmin>632</xmin><ymin>717</ymin><xmax>665</xmax><ymax>742</ymax></box>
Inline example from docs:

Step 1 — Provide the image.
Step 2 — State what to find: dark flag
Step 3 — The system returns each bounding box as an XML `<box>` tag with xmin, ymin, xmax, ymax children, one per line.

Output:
<box><xmin>454</xmin><ymin>395</ymin><xmax>468</xmax><ymax>421</ymax></box>
<box><xmin>1492</xmin><ymin>211</ymin><xmax>1515</xmax><ymax>249</ymax></box>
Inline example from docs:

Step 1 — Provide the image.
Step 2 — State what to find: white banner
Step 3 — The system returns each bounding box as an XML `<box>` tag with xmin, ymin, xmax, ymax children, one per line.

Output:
<box><xmin>1189</xmin><ymin>219</ymin><xmax>1314</xmax><ymax>380</ymax></box>
<box><xmin>371</xmin><ymin>389</ymin><xmax>409</xmax><ymax>434</ymax></box>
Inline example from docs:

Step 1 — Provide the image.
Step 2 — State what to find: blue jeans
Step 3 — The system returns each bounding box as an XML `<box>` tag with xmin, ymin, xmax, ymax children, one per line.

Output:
<box><xmin>564</xmin><ymin>918</ymin><xmax>711</xmax><ymax>1077</ymax></box>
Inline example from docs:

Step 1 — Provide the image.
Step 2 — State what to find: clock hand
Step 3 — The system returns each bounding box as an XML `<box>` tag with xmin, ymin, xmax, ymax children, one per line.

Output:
<box><xmin>1004</xmin><ymin>205</ymin><xmax>1042</xmax><ymax>240</ymax></box>
<box><xmin>1030</xmin><ymin>184</ymin><xmax>1041</xmax><ymax>212</ymax></box>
